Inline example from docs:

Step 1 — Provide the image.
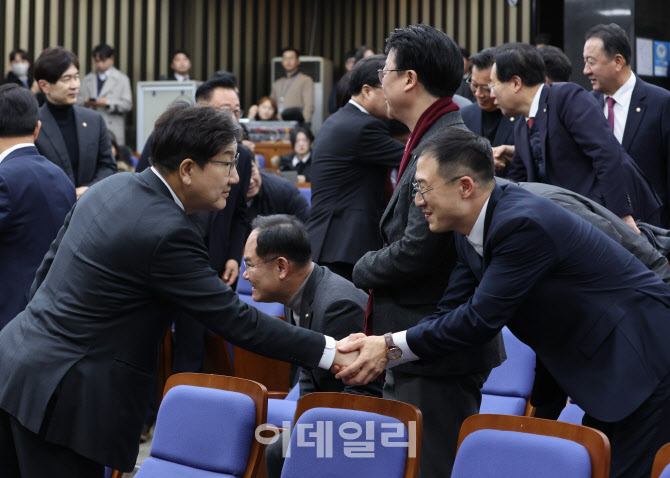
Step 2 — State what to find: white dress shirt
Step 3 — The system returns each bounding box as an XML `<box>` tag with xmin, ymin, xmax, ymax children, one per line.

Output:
<box><xmin>348</xmin><ymin>98</ymin><xmax>370</xmax><ymax>115</ymax></box>
<box><xmin>604</xmin><ymin>72</ymin><xmax>636</xmax><ymax>144</ymax></box>
<box><xmin>0</xmin><ymin>143</ymin><xmax>34</xmax><ymax>164</ymax></box>
<box><xmin>527</xmin><ymin>84</ymin><xmax>545</xmax><ymax>122</ymax></box>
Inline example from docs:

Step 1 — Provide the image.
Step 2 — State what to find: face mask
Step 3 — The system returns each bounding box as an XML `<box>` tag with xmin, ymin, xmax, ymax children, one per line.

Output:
<box><xmin>11</xmin><ymin>63</ymin><xmax>29</xmax><ymax>77</ymax></box>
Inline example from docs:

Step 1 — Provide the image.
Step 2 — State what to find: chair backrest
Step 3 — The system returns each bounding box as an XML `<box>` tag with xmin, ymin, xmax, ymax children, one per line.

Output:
<box><xmin>453</xmin><ymin>414</ymin><xmax>610</xmax><ymax>478</ymax></box>
<box><xmin>267</xmin><ymin>383</ymin><xmax>301</xmax><ymax>428</ymax></box>
<box><xmin>557</xmin><ymin>402</ymin><xmax>585</xmax><ymax>425</ymax></box>
<box><xmin>137</xmin><ymin>373</ymin><xmax>268</xmax><ymax>478</ymax></box>
<box><xmin>298</xmin><ymin>187</ymin><xmax>311</xmax><ymax>205</ymax></box>
<box><xmin>480</xmin><ymin>327</ymin><xmax>536</xmax><ymax>416</ymax></box>
<box><xmin>280</xmin><ymin>392</ymin><xmax>422</xmax><ymax>478</ymax></box>
<box><xmin>652</xmin><ymin>443</ymin><xmax>670</xmax><ymax>478</ymax></box>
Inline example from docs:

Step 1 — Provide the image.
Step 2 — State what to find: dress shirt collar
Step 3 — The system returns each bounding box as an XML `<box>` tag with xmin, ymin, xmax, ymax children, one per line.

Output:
<box><xmin>97</xmin><ymin>71</ymin><xmax>109</xmax><ymax>82</ymax></box>
<box><xmin>607</xmin><ymin>72</ymin><xmax>636</xmax><ymax>111</ymax></box>
<box><xmin>348</xmin><ymin>99</ymin><xmax>370</xmax><ymax>114</ymax></box>
<box><xmin>286</xmin><ymin>263</ymin><xmax>316</xmax><ymax>321</ymax></box>
<box><xmin>466</xmin><ymin>195</ymin><xmax>491</xmax><ymax>256</ymax></box>
<box><xmin>527</xmin><ymin>84</ymin><xmax>544</xmax><ymax>121</ymax></box>
<box><xmin>150</xmin><ymin>166</ymin><xmax>185</xmax><ymax>210</ymax></box>
<box><xmin>291</xmin><ymin>152</ymin><xmax>311</xmax><ymax>168</ymax></box>
<box><xmin>0</xmin><ymin>143</ymin><xmax>35</xmax><ymax>164</ymax></box>
<box><xmin>173</xmin><ymin>73</ymin><xmax>189</xmax><ymax>82</ymax></box>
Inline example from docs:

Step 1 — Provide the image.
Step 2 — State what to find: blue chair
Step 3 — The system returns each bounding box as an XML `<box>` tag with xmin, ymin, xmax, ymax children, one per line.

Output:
<box><xmin>298</xmin><ymin>187</ymin><xmax>311</xmax><ymax>206</ymax></box>
<box><xmin>479</xmin><ymin>327</ymin><xmax>536</xmax><ymax>416</ymax></box>
<box><xmin>255</xmin><ymin>154</ymin><xmax>266</xmax><ymax>169</ymax></box>
<box><xmin>134</xmin><ymin>373</ymin><xmax>267</xmax><ymax>478</ymax></box>
<box><xmin>267</xmin><ymin>383</ymin><xmax>300</xmax><ymax>428</ymax></box>
<box><xmin>452</xmin><ymin>414</ymin><xmax>610</xmax><ymax>478</ymax></box>
<box><xmin>279</xmin><ymin>392</ymin><xmax>422</xmax><ymax>478</ymax></box>
<box><xmin>652</xmin><ymin>442</ymin><xmax>670</xmax><ymax>478</ymax></box>
<box><xmin>237</xmin><ymin>261</ymin><xmax>285</xmax><ymax>316</ymax></box>
<box><xmin>557</xmin><ymin>401</ymin><xmax>586</xmax><ymax>425</ymax></box>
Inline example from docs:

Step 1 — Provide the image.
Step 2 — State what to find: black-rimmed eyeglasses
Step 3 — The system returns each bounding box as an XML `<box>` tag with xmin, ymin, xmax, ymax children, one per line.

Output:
<box><xmin>209</xmin><ymin>152</ymin><xmax>240</xmax><ymax>176</ymax></box>
<box><xmin>377</xmin><ymin>68</ymin><xmax>407</xmax><ymax>84</ymax></box>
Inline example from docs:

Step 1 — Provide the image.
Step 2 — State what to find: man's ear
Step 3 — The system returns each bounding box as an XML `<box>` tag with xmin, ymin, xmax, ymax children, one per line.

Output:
<box><xmin>179</xmin><ymin>158</ymin><xmax>195</xmax><ymax>185</ymax></box>
<box><xmin>37</xmin><ymin>79</ymin><xmax>49</xmax><ymax>95</ymax></box>
<box><xmin>277</xmin><ymin>257</ymin><xmax>290</xmax><ymax>279</ymax></box>
<box><xmin>33</xmin><ymin>120</ymin><xmax>42</xmax><ymax>142</ymax></box>
<box><xmin>460</xmin><ymin>176</ymin><xmax>478</xmax><ymax>199</ymax></box>
<box><xmin>404</xmin><ymin>70</ymin><xmax>419</xmax><ymax>93</ymax></box>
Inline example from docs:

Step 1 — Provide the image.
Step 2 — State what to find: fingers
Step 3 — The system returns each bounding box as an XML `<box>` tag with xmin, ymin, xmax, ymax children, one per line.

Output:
<box><xmin>336</xmin><ymin>337</ymin><xmax>366</xmax><ymax>354</ymax></box>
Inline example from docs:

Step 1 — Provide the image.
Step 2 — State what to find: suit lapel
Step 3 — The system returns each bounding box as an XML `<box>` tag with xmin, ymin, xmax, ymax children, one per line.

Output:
<box><xmin>74</xmin><ymin>107</ymin><xmax>92</xmax><ymax>186</ymax></box>
<box><xmin>622</xmin><ymin>77</ymin><xmax>646</xmax><ymax>152</ymax></box>
<box><xmin>471</xmin><ymin>107</ymin><xmax>483</xmax><ymax>135</ymax></box>
<box><xmin>298</xmin><ymin>265</ymin><xmax>322</xmax><ymax>330</ymax></box>
<box><xmin>493</xmin><ymin>115</ymin><xmax>517</xmax><ymax>145</ymax></box>
<box><xmin>513</xmin><ymin>120</ymin><xmax>536</xmax><ymax>181</ymax></box>
<box><xmin>84</xmin><ymin>74</ymin><xmax>98</xmax><ymax>98</ymax></box>
<box><xmin>39</xmin><ymin>105</ymin><xmax>74</xmax><ymax>178</ymax></box>
<box><xmin>535</xmin><ymin>86</ymin><xmax>550</xmax><ymax>168</ymax></box>
<box><xmin>98</xmin><ymin>68</ymin><xmax>116</xmax><ymax>97</ymax></box>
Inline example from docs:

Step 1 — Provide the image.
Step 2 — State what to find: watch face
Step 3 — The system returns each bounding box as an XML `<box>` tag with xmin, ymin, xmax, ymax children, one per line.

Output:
<box><xmin>387</xmin><ymin>347</ymin><xmax>403</xmax><ymax>360</ymax></box>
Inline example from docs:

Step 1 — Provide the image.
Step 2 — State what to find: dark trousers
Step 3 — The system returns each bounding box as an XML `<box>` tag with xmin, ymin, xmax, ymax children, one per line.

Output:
<box><xmin>0</xmin><ymin>409</ymin><xmax>104</xmax><ymax>478</ymax></box>
<box><xmin>582</xmin><ymin>371</ymin><xmax>670</xmax><ymax>478</ymax></box>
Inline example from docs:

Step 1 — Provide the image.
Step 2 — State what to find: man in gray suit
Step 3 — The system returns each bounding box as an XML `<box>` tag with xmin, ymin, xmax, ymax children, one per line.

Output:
<box><xmin>34</xmin><ymin>47</ymin><xmax>116</xmax><ymax>198</ymax></box>
<box><xmin>242</xmin><ymin>214</ymin><xmax>381</xmax><ymax>478</ymax></box>
<box><xmin>78</xmin><ymin>44</ymin><xmax>133</xmax><ymax>146</ymax></box>
<box><xmin>352</xmin><ymin>24</ymin><xmax>505</xmax><ymax>478</ymax></box>
<box><xmin>0</xmin><ymin>103</ymin><xmax>355</xmax><ymax>477</ymax></box>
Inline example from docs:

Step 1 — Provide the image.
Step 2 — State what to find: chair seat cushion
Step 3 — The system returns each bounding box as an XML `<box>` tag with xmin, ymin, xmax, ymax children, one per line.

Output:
<box><xmin>135</xmin><ymin>457</ymin><xmax>237</xmax><ymax>477</ymax></box>
<box><xmin>480</xmin><ymin>394</ymin><xmax>527</xmax><ymax>416</ymax></box>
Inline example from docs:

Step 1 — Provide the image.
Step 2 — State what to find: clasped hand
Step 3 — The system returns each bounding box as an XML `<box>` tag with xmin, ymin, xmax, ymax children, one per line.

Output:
<box><xmin>331</xmin><ymin>334</ymin><xmax>388</xmax><ymax>385</ymax></box>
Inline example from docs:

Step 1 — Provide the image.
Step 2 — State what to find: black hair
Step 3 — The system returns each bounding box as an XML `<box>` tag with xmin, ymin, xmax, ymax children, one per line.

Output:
<box><xmin>344</xmin><ymin>50</ymin><xmax>357</xmax><ymax>61</ymax></box>
<box><xmin>251</xmin><ymin>215</ymin><xmax>312</xmax><ymax>267</ymax></box>
<box><xmin>539</xmin><ymin>45</ymin><xmax>572</xmax><ymax>83</ymax></box>
<box><xmin>34</xmin><ymin>47</ymin><xmax>79</xmax><ymax>83</ymax></box>
<box><xmin>460</xmin><ymin>47</ymin><xmax>471</xmax><ymax>59</ymax></box>
<box><xmin>195</xmin><ymin>77</ymin><xmax>238</xmax><ymax>102</ymax></box>
<box><xmin>281</xmin><ymin>47</ymin><xmax>300</xmax><ymax>57</ymax></box>
<box><xmin>290</xmin><ymin>126</ymin><xmax>314</xmax><ymax>148</ymax></box>
<box><xmin>170</xmin><ymin>50</ymin><xmax>191</xmax><ymax>62</ymax></box>
<box><xmin>336</xmin><ymin>70</ymin><xmax>353</xmax><ymax>108</ymax></box>
<box><xmin>349</xmin><ymin>54</ymin><xmax>385</xmax><ymax>96</ymax></box>
<box><xmin>585</xmin><ymin>23</ymin><xmax>631</xmax><ymax>65</ymax></box>
<box><xmin>150</xmin><ymin>101</ymin><xmax>242</xmax><ymax>172</ymax></box>
<box><xmin>355</xmin><ymin>45</ymin><xmax>375</xmax><ymax>63</ymax></box>
<box><xmin>209</xmin><ymin>70</ymin><xmax>238</xmax><ymax>86</ymax></box>
<box><xmin>493</xmin><ymin>43</ymin><xmax>546</xmax><ymax>87</ymax></box>
<box><xmin>420</xmin><ymin>127</ymin><xmax>494</xmax><ymax>185</ymax></box>
<box><xmin>470</xmin><ymin>48</ymin><xmax>495</xmax><ymax>71</ymax></box>
<box><xmin>9</xmin><ymin>49</ymin><xmax>30</xmax><ymax>63</ymax></box>
<box><xmin>533</xmin><ymin>33</ymin><xmax>552</xmax><ymax>46</ymax></box>
<box><xmin>385</xmin><ymin>24</ymin><xmax>462</xmax><ymax>98</ymax></box>
<box><xmin>92</xmin><ymin>44</ymin><xmax>115</xmax><ymax>60</ymax></box>
<box><xmin>0</xmin><ymin>84</ymin><xmax>39</xmax><ymax>137</ymax></box>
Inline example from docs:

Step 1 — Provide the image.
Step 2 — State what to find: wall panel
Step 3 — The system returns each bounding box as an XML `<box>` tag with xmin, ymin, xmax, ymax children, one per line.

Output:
<box><xmin>1</xmin><ymin>0</ymin><xmax>531</xmax><ymax>134</ymax></box>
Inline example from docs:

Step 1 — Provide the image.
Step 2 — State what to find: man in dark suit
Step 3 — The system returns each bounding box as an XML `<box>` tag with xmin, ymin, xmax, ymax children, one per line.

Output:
<box><xmin>584</xmin><ymin>23</ymin><xmax>670</xmax><ymax>227</ymax></box>
<box><xmin>247</xmin><ymin>159</ymin><xmax>310</xmax><ymax>226</ymax></box>
<box><xmin>492</xmin><ymin>42</ymin><xmax>661</xmax><ymax>228</ymax></box>
<box><xmin>351</xmin><ymin>25</ymin><xmax>505</xmax><ymax>478</ymax></box>
<box><xmin>0</xmin><ymin>103</ymin><xmax>355</xmax><ymax>477</ymax></box>
<box><xmin>0</xmin><ymin>84</ymin><xmax>75</xmax><ymax>330</ymax></box>
<box><xmin>338</xmin><ymin>127</ymin><xmax>670</xmax><ymax>478</ymax></box>
<box><xmin>33</xmin><ymin>47</ymin><xmax>116</xmax><ymax>199</ymax></box>
<box><xmin>243</xmin><ymin>215</ymin><xmax>382</xmax><ymax>478</ymax></box>
<box><xmin>307</xmin><ymin>55</ymin><xmax>404</xmax><ymax>281</ymax></box>
<box><xmin>460</xmin><ymin>47</ymin><xmax>520</xmax><ymax>166</ymax></box>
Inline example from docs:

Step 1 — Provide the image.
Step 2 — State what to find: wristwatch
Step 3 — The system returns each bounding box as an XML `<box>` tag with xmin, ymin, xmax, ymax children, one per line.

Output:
<box><xmin>384</xmin><ymin>332</ymin><xmax>403</xmax><ymax>360</ymax></box>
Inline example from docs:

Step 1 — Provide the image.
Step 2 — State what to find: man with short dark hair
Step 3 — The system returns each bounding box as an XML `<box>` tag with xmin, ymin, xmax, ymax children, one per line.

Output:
<box><xmin>584</xmin><ymin>23</ymin><xmax>670</xmax><ymax>226</ymax></box>
<box><xmin>0</xmin><ymin>103</ymin><xmax>355</xmax><ymax>477</ymax></box>
<box><xmin>0</xmin><ymin>84</ymin><xmax>75</xmax><ymax>330</ymax></box>
<box><xmin>460</xmin><ymin>47</ymin><xmax>520</xmax><ymax>176</ymax></box>
<box><xmin>338</xmin><ymin>126</ymin><xmax>670</xmax><ymax>478</ymax></box>
<box><xmin>352</xmin><ymin>24</ymin><xmax>505</xmax><ymax>478</ymax></box>
<box><xmin>165</xmin><ymin>50</ymin><xmax>193</xmax><ymax>81</ymax></box>
<box><xmin>247</xmin><ymin>159</ymin><xmax>310</xmax><ymax>226</ymax></box>
<box><xmin>270</xmin><ymin>47</ymin><xmax>315</xmax><ymax>123</ymax></box>
<box><xmin>307</xmin><ymin>54</ymin><xmax>404</xmax><ymax>281</ymax></box>
<box><xmin>492</xmin><ymin>42</ymin><xmax>661</xmax><ymax>228</ymax></box>
<box><xmin>539</xmin><ymin>45</ymin><xmax>572</xmax><ymax>83</ymax></box>
<box><xmin>78</xmin><ymin>44</ymin><xmax>133</xmax><ymax>145</ymax></box>
<box><xmin>4</xmin><ymin>49</ymin><xmax>33</xmax><ymax>89</ymax></box>
<box><xmin>34</xmin><ymin>47</ymin><xmax>116</xmax><ymax>198</ymax></box>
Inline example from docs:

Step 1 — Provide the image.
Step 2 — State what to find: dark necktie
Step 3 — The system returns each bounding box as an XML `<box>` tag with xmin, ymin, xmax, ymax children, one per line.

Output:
<box><xmin>606</xmin><ymin>96</ymin><xmax>615</xmax><ymax>130</ymax></box>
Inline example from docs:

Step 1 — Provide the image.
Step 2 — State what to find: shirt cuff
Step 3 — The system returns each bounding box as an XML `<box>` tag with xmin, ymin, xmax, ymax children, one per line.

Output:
<box><xmin>318</xmin><ymin>335</ymin><xmax>336</xmax><ymax>369</ymax></box>
<box><xmin>386</xmin><ymin>331</ymin><xmax>419</xmax><ymax>369</ymax></box>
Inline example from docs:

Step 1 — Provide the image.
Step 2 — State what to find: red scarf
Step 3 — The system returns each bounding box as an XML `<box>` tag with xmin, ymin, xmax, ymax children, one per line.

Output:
<box><xmin>394</xmin><ymin>97</ymin><xmax>460</xmax><ymax>187</ymax></box>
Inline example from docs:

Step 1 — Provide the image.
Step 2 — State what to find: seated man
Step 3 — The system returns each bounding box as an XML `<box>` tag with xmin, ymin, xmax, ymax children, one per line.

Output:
<box><xmin>247</xmin><ymin>158</ymin><xmax>310</xmax><ymax>226</ymax></box>
<box><xmin>277</xmin><ymin>126</ymin><xmax>314</xmax><ymax>182</ymax></box>
<box><xmin>242</xmin><ymin>214</ymin><xmax>381</xmax><ymax>478</ymax></box>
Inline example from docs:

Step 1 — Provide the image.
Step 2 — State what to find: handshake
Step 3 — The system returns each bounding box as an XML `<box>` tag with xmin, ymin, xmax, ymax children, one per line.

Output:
<box><xmin>331</xmin><ymin>334</ymin><xmax>390</xmax><ymax>385</ymax></box>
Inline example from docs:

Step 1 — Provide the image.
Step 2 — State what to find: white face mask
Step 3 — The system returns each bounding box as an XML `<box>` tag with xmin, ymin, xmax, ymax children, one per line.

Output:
<box><xmin>11</xmin><ymin>62</ymin><xmax>29</xmax><ymax>77</ymax></box>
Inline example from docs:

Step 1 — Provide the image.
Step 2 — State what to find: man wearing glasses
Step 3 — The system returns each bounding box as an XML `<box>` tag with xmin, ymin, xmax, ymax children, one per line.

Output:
<box><xmin>460</xmin><ymin>48</ymin><xmax>520</xmax><ymax>176</ymax></box>
<box><xmin>351</xmin><ymin>24</ymin><xmax>505</xmax><ymax>478</ymax></box>
<box><xmin>0</xmin><ymin>103</ymin><xmax>356</xmax><ymax>477</ymax></box>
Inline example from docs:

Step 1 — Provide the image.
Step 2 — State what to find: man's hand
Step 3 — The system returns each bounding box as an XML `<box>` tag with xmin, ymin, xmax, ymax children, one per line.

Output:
<box><xmin>492</xmin><ymin>145</ymin><xmax>515</xmax><ymax>171</ymax></box>
<box><xmin>247</xmin><ymin>104</ymin><xmax>259</xmax><ymax>119</ymax></box>
<box><xmin>221</xmin><ymin>259</ymin><xmax>239</xmax><ymax>285</ymax></box>
<box><xmin>95</xmin><ymin>97</ymin><xmax>108</xmax><ymax>108</ymax></box>
<box><xmin>331</xmin><ymin>337</ymin><xmax>360</xmax><ymax>372</ymax></box>
<box><xmin>334</xmin><ymin>335</ymin><xmax>388</xmax><ymax>385</ymax></box>
<box><xmin>621</xmin><ymin>215</ymin><xmax>641</xmax><ymax>234</ymax></box>
<box><xmin>75</xmin><ymin>186</ymin><xmax>89</xmax><ymax>199</ymax></box>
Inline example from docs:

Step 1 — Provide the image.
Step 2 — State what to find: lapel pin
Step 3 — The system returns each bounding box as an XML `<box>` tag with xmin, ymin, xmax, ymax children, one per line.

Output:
<box><xmin>82</xmin><ymin>122</ymin><xmax>87</xmax><ymax>127</ymax></box>
<box><xmin>636</xmin><ymin>107</ymin><xmax>641</xmax><ymax>112</ymax></box>
<box><xmin>510</xmin><ymin>117</ymin><xmax>515</xmax><ymax>121</ymax></box>
<box><xmin>543</xmin><ymin>108</ymin><xmax>546</xmax><ymax>113</ymax></box>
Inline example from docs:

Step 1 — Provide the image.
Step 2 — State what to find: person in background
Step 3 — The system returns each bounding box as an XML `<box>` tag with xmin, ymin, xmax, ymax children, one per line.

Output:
<box><xmin>270</xmin><ymin>47</ymin><xmax>314</xmax><ymax>123</ymax></box>
<box><xmin>328</xmin><ymin>49</ymin><xmax>357</xmax><ymax>113</ymax></box>
<box><xmin>455</xmin><ymin>46</ymin><xmax>476</xmax><ymax>102</ymax></box>
<box><xmin>162</xmin><ymin>50</ymin><xmax>193</xmax><ymax>81</ymax></box>
<box><xmin>246</xmin><ymin>96</ymin><xmax>278</xmax><ymax>120</ymax></box>
<box><xmin>539</xmin><ymin>45</ymin><xmax>573</xmax><ymax>84</ymax></box>
<box><xmin>277</xmin><ymin>126</ymin><xmax>314</xmax><ymax>182</ymax></box>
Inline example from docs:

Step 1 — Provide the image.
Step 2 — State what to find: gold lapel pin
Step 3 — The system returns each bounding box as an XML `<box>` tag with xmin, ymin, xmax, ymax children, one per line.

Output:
<box><xmin>82</xmin><ymin>122</ymin><xmax>87</xmax><ymax>127</ymax></box>
<box><xmin>636</xmin><ymin>107</ymin><xmax>641</xmax><ymax>112</ymax></box>
<box><xmin>510</xmin><ymin>117</ymin><xmax>515</xmax><ymax>121</ymax></box>
<box><xmin>543</xmin><ymin>108</ymin><xmax>547</xmax><ymax>113</ymax></box>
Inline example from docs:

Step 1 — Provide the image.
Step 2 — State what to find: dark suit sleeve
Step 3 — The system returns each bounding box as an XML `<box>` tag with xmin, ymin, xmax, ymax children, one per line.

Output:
<box><xmin>288</xmin><ymin>187</ymin><xmax>311</xmax><ymax>223</ymax></box>
<box><xmin>357</xmin><ymin>119</ymin><xmax>405</xmax><ymax>168</ymax></box>
<box><xmin>558</xmin><ymin>87</ymin><xmax>633</xmax><ymax>218</ymax></box>
<box><xmin>136</xmin><ymin>134</ymin><xmax>153</xmax><ymax>173</ymax></box>
<box><xmin>150</xmin><ymin>225</ymin><xmax>326</xmax><ymax>367</ymax></box>
<box><xmin>506</xmin><ymin>130</ymin><xmax>528</xmax><ymax>181</ymax></box>
<box><xmin>226</xmin><ymin>147</ymin><xmax>252</xmax><ymax>264</ymax></box>
<box><xmin>407</xmin><ymin>217</ymin><xmax>557</xmax><ymax>359</ymax></box>
<box><xmin>0</xmin><ymin>175</ymin><xmax>9</xmax><ymax>233</ymax></box>
<box><xmin>89</xmin><ymin>117</ymin><xmax>117</xmax><ymax>185</ymax></box>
